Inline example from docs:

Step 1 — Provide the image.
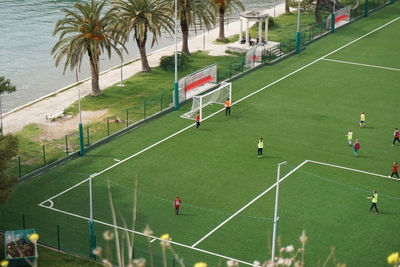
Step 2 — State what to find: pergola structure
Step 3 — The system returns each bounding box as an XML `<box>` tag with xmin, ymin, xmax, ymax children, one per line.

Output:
<box><xmin>239</xmin><ymin>10</ymin><xmax>270</xmax><ymax>47</ymax></box>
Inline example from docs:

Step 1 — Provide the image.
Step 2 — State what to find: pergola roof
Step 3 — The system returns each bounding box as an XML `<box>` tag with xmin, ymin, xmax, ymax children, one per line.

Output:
<box><xmin>239</xmin><ymin>10</ymin><xmax>269</xmax><ymax>20</ymax></box>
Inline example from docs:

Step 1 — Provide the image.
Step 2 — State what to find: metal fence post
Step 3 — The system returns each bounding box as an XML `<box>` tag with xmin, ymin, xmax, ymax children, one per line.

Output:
<box><xmin>107</xmin><ymin>117</ymin><xmax>110</xmax><ymax>136</ymax></box>
<box><xmin>364</xmin><ymin>0</ymin><xmax>369</xmax><ymax>16</ymax></box>
<box><xmin>160</xmin><ymin>94</ymin><xmax>163</xmax><ymax>112</ymax></box>
<box><xmin>57</xmin><ymin>225</ymin><xmax>61</xmax><ymax>250</ymax></box>
<box><xmin>126</xmin><ymin>109</ymin><xmax>129</xmax><ymax>128</ymax></box>
<box><xmin>18</xmin><ymin>156</ymin><xmax>22</xmax><ymax>178</ymax></box>
<box><xmin>65</xmin><ymin>135</ymin><xmax>69</xmax><ymax>155</ymax></box>
<box><xmin>144</xmin><ymin>101</ymin><xmax>147</xmax><ymax>119</ymax></box>
<box><xmin>86</xmin><ymin>126</ymin><xmax>90</xmax><ymax>146</ymax></box>
<box><xmin>42</xmin><ymin>145</ymin><xmax>46</xmax><ymax>166</ymax></box>
<box><xmin>22</xmin><ymin>214</ymin><xmax>26</xmax><ymax>229</ymax></box>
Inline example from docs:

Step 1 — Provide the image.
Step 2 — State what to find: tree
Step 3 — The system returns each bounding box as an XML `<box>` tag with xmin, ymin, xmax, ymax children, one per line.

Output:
<box><xmin>0</xmin><ymin>76</ymin><xmax>16</xmax><ymax>135</ymax></box>
<box><xmin>112</xmin><ymin>0</ymin><xmax>174</xmax><ymax>73</ymax></box>
<box><xmin>315</xmin><ymin>0</ymin><xmax>343</xmax><ymax>24</ymax></box>
<box><xmin>174</xmin><ymin>0</ymin><xmax>216</xmax><ymax>55</ymax></box>
<box><xmin>212</xmin><ymin>0</ymin><xmax>244</xmax><ymax>40</ymax></box>
<box><xmin>285</xmin><ymin>0</ymin><xmax>290</xmax><ymax>13</ymax></box>
<box><xmin>0</xmin><ymin>134</ymin><xmax>18</xmax><ymax>203</ymax></box>
<box><xmin>52</xmin><ymin>0</ymin><xmax>125</xmax><ymax>96</ymax></box>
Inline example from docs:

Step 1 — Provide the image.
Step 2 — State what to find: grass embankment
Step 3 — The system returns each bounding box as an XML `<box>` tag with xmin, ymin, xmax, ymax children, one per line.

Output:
<box><xmin>11</xmin><ymin>51</ymin><xmax>243</xmax><ymax>177</ymax></box>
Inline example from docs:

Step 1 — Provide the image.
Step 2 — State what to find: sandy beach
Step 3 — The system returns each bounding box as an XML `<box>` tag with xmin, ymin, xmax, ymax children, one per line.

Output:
<box><xmin>2</xmin><ymin>3</ymin><xmax>288</xmax><ymax>137</ymax></box>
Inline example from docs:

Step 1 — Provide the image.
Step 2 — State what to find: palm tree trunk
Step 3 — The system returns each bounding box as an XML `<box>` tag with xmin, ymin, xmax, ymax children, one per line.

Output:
<box><xmin>180</xmin><ymin>11</ymin><xmax>190</xmax><ymax>55</ymax></box>
<box><xmin>136</xmin><ymin>35</ymin><xmax>151</xmax><ymax>72</ymax></box>
<box><xmin>88</xmin><ymin>52</ymin><xmax>101</xmax><ymax>96</ymax></box>
<box><xmin>285</xmin><ymin>0</ymin><xmax>290</xmax><ymax>13</ymax></box>
<box><xmin>218</xmin><ymin>7</ymin><xmax>225</xmax><ymax>40</ymax></box>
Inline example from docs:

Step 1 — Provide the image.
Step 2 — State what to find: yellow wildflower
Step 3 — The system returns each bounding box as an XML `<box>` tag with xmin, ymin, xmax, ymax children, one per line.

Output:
<box><xmin>194</xmin><ymin>262</ymin><xmax>207</xmax><ymax>267</ymax></box>
<box><xmin>387</xmin><ymin>252</ymin><xmax>399</xmax><ymax>264</ymax></box>
<box><xmin>160</xmin><ymin>233</ymin><xmax>171</xmax><ymax>247</ymax></box>
<box><xmin>29</xmin><ymin>233</ymin><xmax>39</xmax><ymax>243</ymax></box>
<box><xmin>0</xmin><ymin>260</ymin><xmax>9</xmax><ymax>267</ymax></box>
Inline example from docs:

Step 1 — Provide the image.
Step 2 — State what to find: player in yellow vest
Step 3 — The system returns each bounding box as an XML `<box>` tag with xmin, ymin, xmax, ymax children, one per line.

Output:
<box><xmin>368</xmin><ymin>190</ymin><xmax>378</xmax><ymax>214</ymax></box>
<box><xmin>257</xmin><ymin>137</ymin><xmax>264</xmax><ymax>158</ymax></box>
<box><xmin>346</xmin><ymin>129</ymin><xmax>353</xmax><ymax>146</ymax></box>
<box><xmin>360</xmin><ymin>112</ymin><xmax>366</xmax><ymax>128</ymax></box>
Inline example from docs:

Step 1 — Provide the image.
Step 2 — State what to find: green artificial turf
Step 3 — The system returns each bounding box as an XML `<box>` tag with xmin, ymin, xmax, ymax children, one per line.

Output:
<box><xmin>1</xmin><ymin>2</ymin><xmax>400</xmax><ymax>266</ymax></box>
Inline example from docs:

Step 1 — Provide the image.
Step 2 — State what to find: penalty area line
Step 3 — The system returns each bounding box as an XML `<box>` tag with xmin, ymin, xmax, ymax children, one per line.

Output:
<box><xmin>39</xmin><ymin>204</ymin><xmax>254</xmax><ymax>266</ymax></box>
<box><xmin>191</xmin><ymin>160</ymin><xmax>308</xmax><ymax>248</ymax></box>
<box><xmin>321</xmin><ymin>58</ymin><xmax>400</xmax><ymax>72</ymax></box>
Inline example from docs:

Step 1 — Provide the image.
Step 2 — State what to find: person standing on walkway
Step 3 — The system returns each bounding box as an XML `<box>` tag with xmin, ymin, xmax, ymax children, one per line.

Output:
<box><xmin>391</xmin><ymin>162</ymin><xmax>399</xmax><ymax>178</ymax></box>
<box><xmin>359</xmin><ymin>112</ymin><xmax>366</xmax><ymax>128</ymax></box>
<box><xmin>393</xmin><ymin>128</ymin><xmax>400</xmax><ymax>146</ymax></box>
<box><xmin>353</xmin><ymin>139</ymin><xmax>360</xmax><ymax>157</ymax></box>
<box><xmin>257</xmin><ymin>137</ymin><xmax>264</xmax><ymax>158</ymax></box>
<box><xmin>174</xmin><ymin>196</ymin><xmax>182</xmax><ymax>215</ymax></box>
<box><xmin>368</xmin><ymin>190</ymin><xmax>378</xmax><ymax>214</ymax></box>
<box><xmin>346</xmin><ymin>129</ymin><xmax>353</xmax><ymax>146</ymax></box>
<box><xmin>225</xmin><ymin>98</ymin><xmax>231</xmax><ymax>116</ymax></box>
<box><xmin>195</xmin><ymin>112</ymin><xmax>200</xmax><ymax>129</ymax></box>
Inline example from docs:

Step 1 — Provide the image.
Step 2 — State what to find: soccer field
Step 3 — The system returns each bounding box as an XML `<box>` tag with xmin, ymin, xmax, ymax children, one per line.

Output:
<box><xmin>2</xmin><ymin>3</ymin><xmax>400</xmax><ymax>266</ymax></box>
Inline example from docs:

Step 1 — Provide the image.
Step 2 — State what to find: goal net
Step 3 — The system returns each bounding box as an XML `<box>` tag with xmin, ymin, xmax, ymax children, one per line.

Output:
<box><xmin>181</xmin><ymin>82</ymin><xmax>232</xmax><ymax>121</ymax></box>
<box><xmin>174</xmin><ymin>63</ymin><xmax>218</xmax><ymax>105</ymax></box>
<box><xmin>326</xmin><ymin>6</ymin><xmax>351</xmax><ymax>29</ymax></box>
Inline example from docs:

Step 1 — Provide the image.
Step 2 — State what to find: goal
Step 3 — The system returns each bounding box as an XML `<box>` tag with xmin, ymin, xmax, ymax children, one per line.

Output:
<box><xmin>181</xmin><ymin>82</ymin><xmax>232</xmax><ymax>121</ymax></box>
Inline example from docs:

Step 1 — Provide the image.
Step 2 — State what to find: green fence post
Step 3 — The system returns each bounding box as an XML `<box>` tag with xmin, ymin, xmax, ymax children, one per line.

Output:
<box><xmin>79</xmin><ymin>123</ymin><xmax>85</xmax><ymax>156</ymax></box>
<box><xmin>22</xmin><ymin>214</ymin><xmax>26</xmax><ymax>229</ymax></box>
<box><xmin>229</xmin><ymin>63</ymin><xmax>232</xmax><ymax>78</ymax></box>
<box><xmin>88</xmin><ymin>220</ymin><xmax>96</xmax><ymax>259</ymax></box>
<box><xmin>57</xmin><ymin>225</ymin><xmax>61</xmax><ymax>250</ymax></box>
<box><xmin>144</xmin><ymin>101</ymin><xmax>147</xmax><ymax>119</ymax></box>
<box><xmin>126</xmin><ymin>109</ymin><xmax>129</xmax><ymax>128</ymax></box>
<box><xmin>65</xmin><ymin>135</ymin><xmax>69</xmax><ymax>156</ymax></box>
<box><xmin>160</xmin><ymin>94</ymin><xmax>163</xmax><ymax>112</ymax></box>
<box><xmin>18</xmin><ymin>156</ymin><xmax>22</xmax><ymax>178</ymax></box>
<box><xmin>364</xmin><ymin>0</ymin><xmax>369</xmax><ymax>16</ymax></box>
<box><xmin>86</xmin><ymin>126</ymin><xmax>90</xmax><ymax>146</ymax></box>
<box><xmin>173</xmin><ymin>82</ymin><xmax>179</xmax><ymax>110</ymax></box>
<box><xmin>42</xmin><ymin>145</ymin><xmax>46</xmax><ymax>166</ymax></box>
<box><xmin>331</xmin><ymin>13</ymin><xmax>336</xmax><ymax>33</ymax></box>
<box><xmin>295</xmin><ymin>32</ymin><xmax>301</xmax><ymax>54</ymax></box>
<box><xmin>107</xmin><ymin>117</ymin><xmax>110</xmax><ymax>136</ymax></box>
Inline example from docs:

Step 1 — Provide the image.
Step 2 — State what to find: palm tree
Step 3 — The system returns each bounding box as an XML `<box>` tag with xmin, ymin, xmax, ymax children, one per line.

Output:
<box><xmin>175</xmin><ymin>0</ymin><xmax>216</xmax><ymax>55</ymax></box>
<box><xmin>112</xmin><ymin>0</ymin><xmax>174</xmax><ymax>73</ymax></box>
<box><xmin>52</xmin><ymin>0</ymin><xmax>125</xmax><ymax>96</ymax></box>
<box><xmin>212</xmin><ymin>0</ymin><xmax>244</xmax><ymax>41</ymax></box>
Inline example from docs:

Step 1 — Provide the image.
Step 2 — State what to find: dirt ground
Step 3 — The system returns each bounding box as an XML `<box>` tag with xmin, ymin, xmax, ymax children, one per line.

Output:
<box><xmin>37</xmin><ymin>110</ymin><xmax>108</xmax><ymax>140</ymax></box>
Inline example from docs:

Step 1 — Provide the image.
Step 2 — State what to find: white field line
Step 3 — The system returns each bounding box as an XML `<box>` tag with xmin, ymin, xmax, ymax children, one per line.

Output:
<box><xmin>308</xmin><ymin>160</ymin><xmax>399</xmax><ymax>180</ymax></box>
<box><xmin>234</xmin><ymin>16</ymin><xmax>400</xmax><ymax>106</ymax></box>
<box><xmin>322</xmin><ymin>58</ymin><xmax>400</xmax><ymax>72</ymax></box>
<box><xmin>38</xmin><ymin>203</ymin><xmax>254</xmax><ymax>266</ymax></box>
<box><xmin>191</xmin><ymin>160</ymin><xmax>308</xmax><ymax>248</ymax></box>
<box><xmin>40</xmin><ymin>16</ymin><xmax>400</xmax><ymax>206</ymax></box>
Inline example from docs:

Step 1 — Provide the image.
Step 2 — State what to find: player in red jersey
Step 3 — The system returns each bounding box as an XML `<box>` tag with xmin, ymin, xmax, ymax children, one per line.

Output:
<box><xmin>391</xmin><ymin>162</ymin><xmax>399</xmax><ymax>178</ymax></box>
<box><xmin>195</xmin><ymin>112</ymin><xmax>200</xmax><ymax>129</ymax></box>
<box><xmin>353</xmin><ymin>139</ymin><xmax>360</xmax><ymax>157</ymax></box>
<box><xmin>174</xmin><ymin>196</ymin><xmax>182</xmax><ymax>215</ymax></box>
<box><xmin>393</xmin><ymin>128</ymin><xmax>400</xmax><ymax>146</ymax></box>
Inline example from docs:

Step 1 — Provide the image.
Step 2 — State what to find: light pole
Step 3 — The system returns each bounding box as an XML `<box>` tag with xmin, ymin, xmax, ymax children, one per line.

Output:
<box><xmin>88</xmin><ymin>173</ymin><xmax>96</xmax><ymax>259</ymax></box>
<box><xmin>0</xmin><ymin>94</ymin><xmax>3</xmax><ymax>135</ymax></box>
<box><xmin>295</xmin><ymin>0</ymin><xmax>301</xmax><ymax>54</ymax></box>
<box><xmin>117</xmin><ymin>44</ymin><xmax>124</xmax><ymax>87</ymax></box>
<box><xmin>75</xmin><ymin>68</ymin><xmax>85</xmax><ymax>156</ymax></box>
<box><xmin>173</xmin><ymin>0</ymin><xmax>180</xmax><ymax>110</ymax></box>
<box><xmin>271</xmin><ymin>161</ymin><xmax>287</xmax><ymax>266</ymax></box>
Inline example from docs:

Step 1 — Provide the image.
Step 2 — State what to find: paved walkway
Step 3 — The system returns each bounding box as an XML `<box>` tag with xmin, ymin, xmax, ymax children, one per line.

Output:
<box><xmin>3</xmin><ymin>3</ymin><xmax>288</xmax><ymax>134</ymax></box>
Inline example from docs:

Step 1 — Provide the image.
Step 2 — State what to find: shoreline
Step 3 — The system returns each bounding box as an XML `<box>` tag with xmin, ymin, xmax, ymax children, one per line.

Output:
<box><xmin>3</xmin><ymin>3</ymin><xmax>287</xmax><ymax>135</ymax></box>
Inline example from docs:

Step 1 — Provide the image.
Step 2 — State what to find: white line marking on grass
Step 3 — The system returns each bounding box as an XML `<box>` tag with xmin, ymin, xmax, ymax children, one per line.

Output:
<box><xmin>308</xmin><ymin>160</ymin><xmax>399</xmax><ymax>180</ymax></box>
<box><xmin>322</xmin><ymin>58</ymin><xmax>400</xmax><ymax>72</ymax></box>
<box><xmin>114</xmin><ymin>159</ymin><xmax>121</xmax><ymax>162</ymax></box>
<box><xmin>41</xmin><ymin>16</ymin><xmax>400</xmax><ymax>205</ymax></box>
<box><xmin>191</xmin><ymin>160</ymin><xmax>308</xmax><ymax>248</ymax></box>
<box><xmin>150</xmin><ymin>238</ymin><xmax>157</xmax><ymax>243</ymax></box>
<box><xmin>39</xmin><ymin>205</ymin><xmax>254</xmax><ymax>266</ymax></box>
<box><xmin>234</xmin><ymin>16</ymin><xmax>400</xmax><ymax>106</ymax></box>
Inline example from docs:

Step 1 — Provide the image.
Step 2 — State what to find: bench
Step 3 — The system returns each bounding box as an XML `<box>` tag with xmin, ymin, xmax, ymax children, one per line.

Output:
<box><xmin>46</xmin><ymin>110</ymin><xmax>64</xmax><ymax>121</ymax></box>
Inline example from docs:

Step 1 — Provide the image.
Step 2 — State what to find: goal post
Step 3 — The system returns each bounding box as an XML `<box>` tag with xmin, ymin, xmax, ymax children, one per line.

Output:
<box><xmin>181</xmin><ymin>82</ymin><xmax>232</xmax><ymax>121</ymax></box>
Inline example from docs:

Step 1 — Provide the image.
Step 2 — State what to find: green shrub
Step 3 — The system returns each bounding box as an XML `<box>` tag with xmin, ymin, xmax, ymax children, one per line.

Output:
<box><xmin>159</xmin><ymin>53</ymin><xmax>188</xmax><ymax>71</ymax></box>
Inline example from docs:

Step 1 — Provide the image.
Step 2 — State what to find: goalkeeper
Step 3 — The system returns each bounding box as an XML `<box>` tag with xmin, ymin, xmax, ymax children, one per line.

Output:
<box><xmin>225</xmin><ymin>98</ymin><xmax>231</xmax><ymax>116</ymax></box>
